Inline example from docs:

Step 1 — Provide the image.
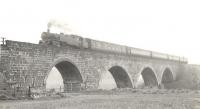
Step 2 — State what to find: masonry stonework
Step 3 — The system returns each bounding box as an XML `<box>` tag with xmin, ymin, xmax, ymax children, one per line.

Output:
<box><xmin>0</xmin><ymin>32</ymin><xmax>196</xmax><ymax>92</ymax></box>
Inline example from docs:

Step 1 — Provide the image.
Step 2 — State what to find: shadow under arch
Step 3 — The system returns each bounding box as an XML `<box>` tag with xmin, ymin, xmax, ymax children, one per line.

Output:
<box><xmin>108</xmin><ymin>66</ymin><xmax>132</xmax><ymax>88</ymax></box>
<box><xmin>141</xmin><ymin>67</ymin><xmax>158</xmax><ymax>87</ymax></box>
<box><xmin>45</xmin><ymin>58</ymin><xmax>83</xmax><ymax>92</ymax></box>
<box><xmin>161</xmin><ymin>68</ymin><xmax>174</xmax><ymax>88</ymax></box>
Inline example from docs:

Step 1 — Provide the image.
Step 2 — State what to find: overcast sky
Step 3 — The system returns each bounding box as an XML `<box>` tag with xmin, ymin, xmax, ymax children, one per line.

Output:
<box><xmin>0</xmin><ymin>0</ymin><xmax>200</xmax><ymax>64</ymax></box>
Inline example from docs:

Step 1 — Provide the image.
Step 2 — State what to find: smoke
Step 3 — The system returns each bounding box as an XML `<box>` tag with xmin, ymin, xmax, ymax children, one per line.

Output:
<box><xmin>47</xmin><ymin>19</ymin><xmax>72</xmax><ymax>33</ymax></box>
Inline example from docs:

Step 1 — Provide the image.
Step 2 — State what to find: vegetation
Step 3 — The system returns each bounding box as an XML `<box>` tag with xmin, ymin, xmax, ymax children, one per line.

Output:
<box><xmin>0</xmin><ymin>89</ymin><xmax>199</xmax><ymax>109</ymax></box>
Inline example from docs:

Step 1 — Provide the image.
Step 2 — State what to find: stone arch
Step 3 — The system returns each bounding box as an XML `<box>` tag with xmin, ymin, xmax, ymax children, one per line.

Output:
<box><xmin>108</xmin><ymin>66</ymin><xmax>132</xmax><ymax>88</ymax></box>
<box><xmin>45</xmin><ymin>58</ymin><xmax>83</xmax><ymax>92</ymax></box>
<box><xmin>140</xmin><ymin>67</ymin><xmax>158</xmax><ymax>87</ymax></box>
<box><xmin>161</xmin><ymin>68</ymin><xmax>174</xmax><ymax>88</ymax></box>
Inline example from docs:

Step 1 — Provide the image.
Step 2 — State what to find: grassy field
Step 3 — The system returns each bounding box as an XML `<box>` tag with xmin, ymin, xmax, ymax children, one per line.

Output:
<box><xmin>0</xmin><ymin>89</ymin><xmax>200</xmax><ymax>109</ymax></box>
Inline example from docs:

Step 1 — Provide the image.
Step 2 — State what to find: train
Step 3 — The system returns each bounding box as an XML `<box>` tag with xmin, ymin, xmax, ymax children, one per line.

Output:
<box><xmin>41</xmin><ymin>32</ymin><xmax>188</xmax><ymax>63</ymax></box>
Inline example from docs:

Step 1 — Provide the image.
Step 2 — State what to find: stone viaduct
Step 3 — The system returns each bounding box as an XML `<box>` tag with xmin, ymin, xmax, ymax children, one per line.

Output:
<box><xmin>0</xmin><ymin>32</ymin><xmax>189</xmax><ymax>92</ymax></box>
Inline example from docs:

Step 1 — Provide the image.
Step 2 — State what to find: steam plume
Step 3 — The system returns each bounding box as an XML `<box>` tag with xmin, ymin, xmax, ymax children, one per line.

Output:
<box><xmin>47</xmin><ymin>19</ymin><xmax>72</xmax><ymax>33</ymax></box>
